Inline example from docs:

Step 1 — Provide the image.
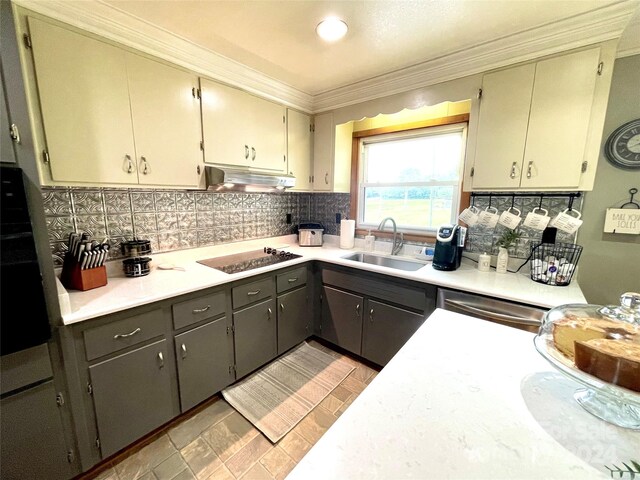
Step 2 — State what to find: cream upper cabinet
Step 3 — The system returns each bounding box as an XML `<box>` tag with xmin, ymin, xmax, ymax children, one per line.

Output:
<box><xmin>125</xmin><ymin>53</ymin><xmax>201</xmax><ymax>187</ymax></box>
<box><xmin>29</xmin><ymin>17</ymin><xmax>137</xmax><ymax>184</ymax></box>
<box><xmin>287</xmin><ymin>109</ymin><xmax>312</xmax><ymax>191</ymax></box>
<box><xmin>469</xmin><ymin>46</ymin><xmax>607</xmax><ymax>191</ymax></box>
<box><xmin>312</xmin><ymin>113</ymin><xmax>352</xmax><ymax>193</ymax></box>
<box><xmin>28</xmin><ymin>17</ymin><xmax>201</xmax><ymax>187</ymax></box>
<box><xmin>201</xmin><ymin>78</ymin><xmax>285</xmax><ymax>172</ymax></box>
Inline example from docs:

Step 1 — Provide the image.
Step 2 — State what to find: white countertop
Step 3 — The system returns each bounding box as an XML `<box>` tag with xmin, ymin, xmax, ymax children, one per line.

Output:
<box><xmin>287</xmin><ymin>309</ymin><xmax>640</xmax><ymax>480</ymax></box>
<box><xmin>57</xmin><ymin>235</ymin><xmax>586</xmax><ymax>325</ymax></box>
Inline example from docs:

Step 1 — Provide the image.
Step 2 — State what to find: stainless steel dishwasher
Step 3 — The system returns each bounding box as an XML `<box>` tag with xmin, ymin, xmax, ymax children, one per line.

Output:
<box><xmin>437</xmin><ymin>288</ymin><xmax>547</xmax><ymax>333</ymax></box>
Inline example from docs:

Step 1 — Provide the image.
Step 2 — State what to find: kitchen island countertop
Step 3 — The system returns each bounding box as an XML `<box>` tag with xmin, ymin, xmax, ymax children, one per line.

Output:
<box><xmin>57</xmin><ymin>235</ymin><xmax>587</xmax><ymax>325</ymax></box>
<box><xmin>287</xmin><ymin>308</ymin><xmax>640</xmax><ymax>480</ymax></box>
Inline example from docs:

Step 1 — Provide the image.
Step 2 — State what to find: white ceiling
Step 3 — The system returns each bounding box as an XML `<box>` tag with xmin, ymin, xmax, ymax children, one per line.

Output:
<box><xmin>100</xmin><ymin>0</ymin><xmax>640</xmax><ymax>95</ymax></box>
<box><xmin>16</xmin><ymin>0</ymin><xmax>640</xmax><ymax>111</ymax></box>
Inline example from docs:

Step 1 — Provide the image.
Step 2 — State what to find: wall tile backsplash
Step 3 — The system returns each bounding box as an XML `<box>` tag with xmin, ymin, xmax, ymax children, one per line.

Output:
<box><xmin>42</xmin><ymin>187</ymin><xmax>580</xmax><ymax>266</ymax></box>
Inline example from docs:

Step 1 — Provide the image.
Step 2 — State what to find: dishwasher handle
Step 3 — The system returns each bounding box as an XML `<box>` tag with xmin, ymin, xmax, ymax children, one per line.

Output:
<box><xmin>443</xmin><ymin>299</ymin><xmax>541</xmax><ymax>328</ymax></box>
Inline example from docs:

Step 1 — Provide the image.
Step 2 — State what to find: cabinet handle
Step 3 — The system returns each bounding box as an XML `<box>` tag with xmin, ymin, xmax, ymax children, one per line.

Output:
<box><xmin>355</xmin><ymin>304</ymin><xmax>360</xmax><ymax>316</ymax></box>
<box><xmin>287</xmin><ymin>277</ymin><xmax>298</xmax><ymax>283</ymax></box>
<box><xmin>140</xmin><ymin>156</ymin><xmax>149</xmax><ymax>175</ymax></box>
<box><xmin>247</xmin><ymin>290</ymin><xmax>260</xmax><ymax>296</ymax></box>
<box><xmin>125</xmin><ymin>154</ymin><xmax>134</xmax><ymax>174</ymax></box>
<box><xmin>181</xmin><ymin>343</ymin><xmax>187</xmax><ymax>359</ymax></box>
<box><xmin>324</xmin><ymin>173</ymin><xmax>329</xmax><ymax>184</ymax></box>
<box><xmin>280</xmin><ymin>302</ymin><xmax>285</xmax><ymax>312</ymax></box>
<box><xmin>251</xmin><ymin>147</ymin><xmax>256</xmax><ymax>161</ymax></box>
<box><xmin>245</xmin><ymin>145</ymin><xmax>250</xmax><ymax>159</ymax></box>
<box><xmin>267</xmin><ymin>307</ymin><xmax>272</xmax><ymax>320</ymax></box>
<box><xmin>509</xmin><ymin>162</ymin><xmax>517</xmax><ymax>179</ymax></box>
<box><xmin>526</xmin><ymin>161</ymin><xmax>533</xmax><ymax>179</ymax></box>
<box><xmin>369</xmin><ymin>308</ymin><xmax>374</xmax><ymax>322</ymax></box>
<box><xmin>113</xmin><ymin>327</ymin><xmax>140</xmax><ymax>339</ymax></box>
<box><xmin>192</xmin><ymin>305</ymin><xmax>210</xmax><ymax>314</ymax></box>
<box><xmin>158</xmin><ymin>352</ymin><xmax>164</xmax><ymax>368</ymax></box>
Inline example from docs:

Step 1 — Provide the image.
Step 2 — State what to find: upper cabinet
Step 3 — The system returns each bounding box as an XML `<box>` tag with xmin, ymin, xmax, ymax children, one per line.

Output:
<box><xmin>28</xmin><ymin>17</ymin><xmax>201</xmax><ymax>187</ymax></box>
<box><xmin>312</xmin><ymin>113</ymin><xmax>351</xmax><ymax>193</ymax></box>
<box><xmin>467</xmin><ymin>46</ymin><xmax>613</xmax><ymax>191</ymax></box>
<box><xmin>201</xmin><ymin>78</ymin><xmax>286</xmax><ymax>173</ymax></box>
<box><xmin>287</xmin><ymin>109</ymin><xmax>312</xmax><ymax>191</ymax></box>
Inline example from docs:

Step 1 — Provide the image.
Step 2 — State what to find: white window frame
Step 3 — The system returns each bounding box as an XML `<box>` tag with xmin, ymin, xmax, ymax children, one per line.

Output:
<box><xmin>357</xmin><ymin>123</ymin><xmax>467</xmax><ymax>235</ymax></box>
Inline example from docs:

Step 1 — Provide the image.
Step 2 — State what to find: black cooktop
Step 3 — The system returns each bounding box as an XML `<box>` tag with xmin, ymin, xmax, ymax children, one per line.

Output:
<box><xmin>197</xmin><ymin>247</ymin><xmax>301</xmax><ymax>274</ymax></box>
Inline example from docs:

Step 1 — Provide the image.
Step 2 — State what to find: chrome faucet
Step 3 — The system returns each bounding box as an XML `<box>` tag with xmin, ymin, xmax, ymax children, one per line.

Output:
<box><xmin>377</xmin><ymin>217</ymin><xmax>404</xmax><ymax>255</ymax></box>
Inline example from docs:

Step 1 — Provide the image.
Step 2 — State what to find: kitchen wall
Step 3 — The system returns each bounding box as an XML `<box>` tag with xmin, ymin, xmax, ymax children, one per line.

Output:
<box><xmin>578</xmin><ymin>54</ymin><xmax>640</xmax><ymax>305</ymax></box>
<box><xmin>41</xmin><ymin>187</ymin><xmax>352</xmax><ymax>266</ymax></box>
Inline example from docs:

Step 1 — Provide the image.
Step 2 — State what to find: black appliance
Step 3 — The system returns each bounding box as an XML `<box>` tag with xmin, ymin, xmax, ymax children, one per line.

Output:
<box><xmin>1</xmin><ymin>166</ymin><xmax>51</xmax><ymax>355</ymax></box>
<box><xmin>432</xmin><ymin>224</ymin><xmax>467</xmax><ymax>271</ymax></box>
<box><xmin>197</xmin><ymin>247</ymin><xmax>301</xmax><ymax>274</ymax></box>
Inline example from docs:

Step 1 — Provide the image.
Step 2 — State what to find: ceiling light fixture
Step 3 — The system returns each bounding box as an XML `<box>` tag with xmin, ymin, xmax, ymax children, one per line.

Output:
<box><xmin>316</xmin><ymin>17</ymin><xmax>348</xmax><ymax>42</ymax></box>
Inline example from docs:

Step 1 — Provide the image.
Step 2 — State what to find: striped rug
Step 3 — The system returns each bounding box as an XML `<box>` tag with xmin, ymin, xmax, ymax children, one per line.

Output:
<box><xmin>222</xmin><ymin>342</ymin><xmax>355</xmax><ymax>442</ymax></box>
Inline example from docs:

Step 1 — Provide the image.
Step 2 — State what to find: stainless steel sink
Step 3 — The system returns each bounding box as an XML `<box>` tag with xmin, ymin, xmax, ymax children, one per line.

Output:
<box><xmin>341</xmin><ymin>252</ymin><xmax>428</xmax><ymax>271</ymax></box>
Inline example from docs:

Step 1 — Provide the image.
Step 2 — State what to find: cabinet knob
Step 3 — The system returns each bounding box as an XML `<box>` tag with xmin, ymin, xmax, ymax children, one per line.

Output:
<box><xmin>280</xmin><ymin>303</ymin><xmax>285</xmax><ymax>312</ymax></box>
<box><xmin>369</xmin><ymin>308</ymin><xmax>374</xmax><ymax>322</ymax></box>
<box><xmin>526</xmin><ymin>161</ymin><xmax>533</xmax><ymax>179</ymax></box>
<box><xmin>251</xmin><ymin>147</ymin><xmax>256</xmax><ymax>161</ymax></box>
<box><xmin>140</xmin><ymin>156</ymin><xmax>149</xmax><ymax>175</ymax></box>
<box><xmin>325</xmin><ymin>173</ymin><xmax>329</xmax><ymax>184</ymax></box>
<box><xmin>192</xmin><ymin>305</ymin><xmax>210</xmax><ymax>314</ymax></box>
<box><xmin>267</xmin><ymin>307</ymin><xmax>272</xmax><ymax>320</ymax></box>
<box><xmin>247</xmin><ymin>290</ymin><xmax>261</xmax><ymax>296</ymax></box>
<box><xmin>157</xmin><ymin>352</ymin><xmax>164</xmax><ymax>368</ymax></box>
<box><xmin>125</xmin><ymin>154</ymin><xmax>134</xmax><ymax>174</ymax></box>
<box><xmin>509</xmin><ymin>162</ymin><xmax>517</xmax><ymax>179</ymax></box>
<box><xmin>181</xmin><ymin>343</ymin><xmax>187</xmax><ymax>359</ymax></box>
<box><xmin>355</xmin><ymin>304</ymin><xmax>360</xmax><ymax>316</ymax></box>
<box><xmin>245</xmin><ymin>145</ymin><xmax>249</xmax><ymax>159</ymax></box>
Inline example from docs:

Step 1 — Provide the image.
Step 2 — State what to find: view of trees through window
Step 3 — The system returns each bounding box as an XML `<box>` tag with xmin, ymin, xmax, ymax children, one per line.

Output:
<box><xmin>359</xmin><ymin>127</ymin><xmax>465</xmax><ymax>233</ymax></box>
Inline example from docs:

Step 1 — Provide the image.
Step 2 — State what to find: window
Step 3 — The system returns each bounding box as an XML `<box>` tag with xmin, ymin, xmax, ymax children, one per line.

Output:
<box><xmin>357</xmin><ymin>123</ymin><xmax>467</xmax><ymax>235</ymax></box>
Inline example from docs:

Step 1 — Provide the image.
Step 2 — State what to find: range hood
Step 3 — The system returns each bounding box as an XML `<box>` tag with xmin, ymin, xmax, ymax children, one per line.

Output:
<box><xmin>205</xmin><ymin>166</ymin><xmax>295</xmax><ymax>191</ymax></box>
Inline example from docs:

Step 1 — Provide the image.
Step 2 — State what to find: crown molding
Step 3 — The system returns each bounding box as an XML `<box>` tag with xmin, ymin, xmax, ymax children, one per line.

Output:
<box><xmin>13</xmin><ymin>0</ymin><xmax>638</xmax><ymax>115</ymax></box>
<box><xmin>312</xmin><ymin>0</ymin><xmax>638</xmax><ymax>113</ymax></box>
<box><xmin>13</xmin><ymin>0</ymin><xmax>315</xmax><ymax>112</ymax></box>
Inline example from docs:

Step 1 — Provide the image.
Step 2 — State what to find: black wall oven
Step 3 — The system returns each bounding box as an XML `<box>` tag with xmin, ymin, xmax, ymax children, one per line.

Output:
<box><xmin>1</xmin><ymin>166</ymin><xmax>51</xmax><ymax>355</ymax></box>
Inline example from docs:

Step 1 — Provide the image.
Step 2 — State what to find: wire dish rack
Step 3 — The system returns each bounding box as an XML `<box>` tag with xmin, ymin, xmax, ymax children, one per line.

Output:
<box><xmin>530</xmin><ymin>242</ymin><xmax>583</xmax><ymax>286</ymax></box>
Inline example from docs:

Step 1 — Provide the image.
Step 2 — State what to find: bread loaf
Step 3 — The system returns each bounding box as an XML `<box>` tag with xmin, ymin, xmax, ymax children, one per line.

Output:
<box><xmin>551</xmin><ymin>315</ymin><xmax>639</xmax><ymax>359</ymax></box>
<box><xmin>574</xmin><ymin>339</ymin><xmax>640</xmax><ymax>392</ymax></box>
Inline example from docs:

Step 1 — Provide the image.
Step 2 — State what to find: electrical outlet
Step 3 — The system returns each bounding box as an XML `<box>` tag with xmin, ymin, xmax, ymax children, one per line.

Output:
<box><xmin>286</xmin><ymin>213</ymin><xmax>292</xmax><ymax>224</ymax></box>
<box><xmin>335</xmin><ymin>213</ymin><xmax>341</xmax><ymax>224</ymax></box>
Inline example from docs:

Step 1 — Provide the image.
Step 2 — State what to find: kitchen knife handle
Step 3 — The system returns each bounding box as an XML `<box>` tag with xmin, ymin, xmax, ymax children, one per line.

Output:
<box><xmin>113</xmin><ymin>327</ymin><xmax>141</xmax><ymax>339</ymax></box>
<box><xmin>247</xmin><ymin>290</ymin><xmax>260</xmax><ymax>296</ymax></box>
<box><xmin>192</xmin><ymin>305</ymin><xmax>211</xmax><ymax>314</ymax></box>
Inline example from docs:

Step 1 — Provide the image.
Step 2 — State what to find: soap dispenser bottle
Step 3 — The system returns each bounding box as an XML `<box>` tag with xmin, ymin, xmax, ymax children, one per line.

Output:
<box><xmin>364</xmin><ymin>230</ymin><xmax>375</xmax><ymax>251</ymax></box>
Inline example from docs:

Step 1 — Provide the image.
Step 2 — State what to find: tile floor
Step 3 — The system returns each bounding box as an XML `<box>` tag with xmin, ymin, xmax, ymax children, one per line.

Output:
<box><xmin>83</xmin><ymin>340</ymin><xmax>379</xmax><ymax>480</ymax></box>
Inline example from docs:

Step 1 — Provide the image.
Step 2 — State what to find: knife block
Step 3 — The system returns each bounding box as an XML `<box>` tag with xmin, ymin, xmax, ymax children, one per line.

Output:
<box><xmin>61</xmin><ymin>254</ymin><xmax>107</xmax><ymax>291</ymax></box>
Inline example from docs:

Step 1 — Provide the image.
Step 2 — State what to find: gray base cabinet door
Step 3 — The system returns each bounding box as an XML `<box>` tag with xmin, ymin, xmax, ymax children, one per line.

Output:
<box><xmin>234</xmin><ymin>298</ymin><xmax>277</xmax><ymax>378</ymax></box>
<box><xmin>89</xmin><ymin>339</ymin><xmax>174</xmax><ymax>457</ymax></box>
<box><xmin>175</xmin><ymin>317</ymin><xmax>234</xmax><ymax>412</ymax></box>
<box><xmin>277</xmin><ymin>287</ymin><xmax>309</xmax><ymax>354</ymax></box>
<box><xmin>320</xmin><ymin>286</ymin><xmax>363</xmax><ymax>355</ymax></box>
<box><xmin>362</xmin><ymin>299</ymin><xmax>425</xmax><ymax>366</ymax></box>
<box><xmin>0</xmin><ymin>380</ymin><xmax>74</xmax><ymax>480</ymax></box>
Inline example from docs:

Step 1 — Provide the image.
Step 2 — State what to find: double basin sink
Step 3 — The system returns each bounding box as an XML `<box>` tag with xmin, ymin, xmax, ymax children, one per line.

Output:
<box><xmin>341</xmin><ymin>252</ymin><xmax>429</xmax><ymax>271</ymax></box>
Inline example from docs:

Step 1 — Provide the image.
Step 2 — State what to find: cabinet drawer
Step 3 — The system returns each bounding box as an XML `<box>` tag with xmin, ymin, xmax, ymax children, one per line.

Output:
<box><xmin>172</xmin><ymin>291</ymin><xmax>225</xmax><ymax>330</ymax></box>
<box><xmin>321</xmin><ymin>268</ymin><xmax>428</xmax><ymax>311</ymax></box>
<box><xmin>276</xmin><ymin>266</ymin><xmax>307</xmax><ymax>293</ymax></box>
<box><xmin>84</xmin><ymin>309</ymin><xmax>164</xmax><ymax>361</ymax></box>
<box><xmin>232</xmin><ymin>277</ymin><xmax>273</xmax><ymax>310</ymax></box>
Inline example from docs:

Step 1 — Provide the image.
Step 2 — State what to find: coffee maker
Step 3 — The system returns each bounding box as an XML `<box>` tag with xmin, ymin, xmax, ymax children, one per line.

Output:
<box><xmin>433</xmin><ymin>224</ymin><xmax>467</xmax><ymax>271</ymax></box>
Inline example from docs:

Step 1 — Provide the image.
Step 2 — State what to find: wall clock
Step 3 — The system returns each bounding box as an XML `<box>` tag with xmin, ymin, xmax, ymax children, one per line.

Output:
<box><xmin>604</xmin><ymin>118</ymin><xmax>640</xmax><ymax>170</ymax></box>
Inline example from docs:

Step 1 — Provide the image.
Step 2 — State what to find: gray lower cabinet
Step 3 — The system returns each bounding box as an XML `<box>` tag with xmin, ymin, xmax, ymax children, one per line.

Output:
<box><xmin>362</xmin><ymin>299</ymin><xmax>425</xmax><ymax>366</ymax></box>
<box><xmin>320</xmin><ymin>285</ymin><xmax>363</xmax><ymax>355</ymax></box>
<box><xmin>277</xmin><ymin>286</ymin><xmax>309</xmax><ymax>354</ymax></box>
<box><xmin>0</xmin><ymin>380</ymin><xmax>73</xmax><ymax>480</ymax></box>
<box><xmin>234</xmin><ymin>298</ymin><xmax>277</xmax><ymax>378</ymax></box>
<box><xmin>175</xmin><ymin>317</ymin><xmax>234</xmax><ymax>412</ymax></box>
<box><xmin>89</xmin><ymin>339</ymin><xmax>174</xmax><ymax>457</ymax></box>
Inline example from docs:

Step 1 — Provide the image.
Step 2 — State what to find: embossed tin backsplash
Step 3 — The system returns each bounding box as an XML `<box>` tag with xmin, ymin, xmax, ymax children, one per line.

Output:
<box><xmin>42</xmin><ymin>187</ymin><xmax>579</xmax><ymax>267</ymax></box>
